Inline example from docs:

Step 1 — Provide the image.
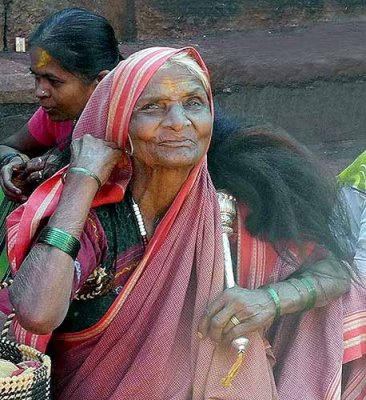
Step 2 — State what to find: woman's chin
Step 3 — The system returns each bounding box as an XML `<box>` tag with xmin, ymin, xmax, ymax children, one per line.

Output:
<box><xmin>147</xmin><ymin>148</ymin><xmax>203</xmax><ymax>169</ymax></box>
<box><xmin>46</xmin><ymin>111</ymin><xmax>70</xmax><ymax>122</ymax></box>
<box><xmin>157</xmin><ymin>155</ymin><xmax>201</xmax><ymax>170</ymax></box>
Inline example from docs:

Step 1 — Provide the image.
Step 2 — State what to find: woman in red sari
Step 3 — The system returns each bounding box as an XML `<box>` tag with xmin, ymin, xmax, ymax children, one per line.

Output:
<box><xmin>6</xmin><ymin>47</ymin><xmax>366</xmax><ymax>399</ymax></box>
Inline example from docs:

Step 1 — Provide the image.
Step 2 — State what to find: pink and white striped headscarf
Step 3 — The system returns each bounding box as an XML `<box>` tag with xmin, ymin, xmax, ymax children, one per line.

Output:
<box><xmin>7</xmin><ymin>47</ymin><xmax>279</xmax><ymax>399</ymax></box>
<box><xmin>7</xmin><ymin>46</ymin><xmax>213</xmax><ymax>271</ymax></box>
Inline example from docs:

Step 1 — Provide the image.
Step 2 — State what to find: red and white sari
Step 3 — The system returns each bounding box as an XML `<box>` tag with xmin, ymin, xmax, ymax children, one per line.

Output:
<box><xmin>6</xmin><ymin>47</ymin><xmax>366</xmax><ymax>399</ymax></box>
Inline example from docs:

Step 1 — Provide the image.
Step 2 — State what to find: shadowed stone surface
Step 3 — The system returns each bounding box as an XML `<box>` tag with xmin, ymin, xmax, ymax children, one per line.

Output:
<box><xmin>120</xmin><ymin>21</ymin><xmax>366</xmax><ymax>88</ymax></box>
<box><xmin>3</xmin><ymin>1</ymin><xmax>366</xmax><ymax>49</ymax></box>
<box><xmin>134</xmin><ymin>0</ymin><xmax>366</xmax><ymax>39</ymax></box>
<box><xmin>5</xmin><ymin>21</ymin><xmax>366</xmax><ymax>102</ymax></box>
<box><xmin>0</xmin><ymin>103</ymin><xmax>36</xmax><ymax>141</ymax></box>
<box><xmin>0</xmin><ymin>53</ymin><xmax>33</xmax><ymax>103</ymax></box>
<box><xmin>0</xmin><ymin>2</ymin><xmax>4</xmax><ymax>51</ymax></box>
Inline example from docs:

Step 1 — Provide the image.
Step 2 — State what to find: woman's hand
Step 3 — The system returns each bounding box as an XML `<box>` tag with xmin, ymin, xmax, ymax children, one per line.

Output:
<box><xmin>24</xmin><ymin>153</ymin><xmax>61</xmax><ymax>186</ymax></box>
<box><xmin>198</xmin><ymin>286</ymin><xmax>276</xmax><ymax>344</ymax></box>
<box><xmin>70</xmin><ymin>134</ymin><xmax>124</xmax><ymax>187</ymax></box>
<box><xmin>0</xmin><ymin>156</ymin><xmax>30</xmax><ymax>203</ymax></box>
<box><xmin>0</xmin><ymin>152</ymin><xmax>62</xmax><ymax>203</ymax></box>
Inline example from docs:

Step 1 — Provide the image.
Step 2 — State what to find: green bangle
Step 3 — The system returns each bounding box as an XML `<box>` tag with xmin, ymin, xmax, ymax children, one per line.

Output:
<box><xmin>298</xmin><ymin>275</ymin><xmax>317</xmax><ymax>311</ymax></box>
<box><xmin>266</xmin><ymin>286</ymin><xmax>281</xmax><ymax>320</ymax></box>
<box><xmin>38</xmin><ymin>227</ymin><xmax>81</xmax><ymax>260</ymax></box>
<box><xmin>64</xmin><ymin>167</ymin><xmax>102</xmax><ymax>191</ymax></box>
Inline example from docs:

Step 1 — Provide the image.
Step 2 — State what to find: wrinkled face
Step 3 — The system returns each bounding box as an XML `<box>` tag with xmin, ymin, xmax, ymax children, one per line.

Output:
<box><xmin>30</xmin><ymin>47</ymin><xmax>97</xmax><ymax>121</ymax></box>
<box><xmin>129</xmin><ymin>64</ymin><xmax>212</xmax><ymax>170</ymax></box>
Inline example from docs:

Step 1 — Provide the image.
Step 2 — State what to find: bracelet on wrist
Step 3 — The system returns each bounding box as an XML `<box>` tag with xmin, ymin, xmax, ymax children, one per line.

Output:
<box><xmin>0</xmin><ymin>153</ymin><xmax>27</xmax><ymax>169</ymax></box>
<box><xmin>287</xmin><ymin>276</ymin><xmax>317</xmax><ymax>312</ymax></box>
<box><xmin>298</xmin><ymin>275</ymin><xmax>317</xmax><ymax>311</ymax></box>
<box><xmin>265</xmin><ymin>286</ymin><xmax>281</xmax><ymax>320</ymax></box>
<box><xmin>38</xmin><ymin>226</ymin><xmax>81</xmax><ymax>260</ymax></box>
<box><xmin>286</xmin><ymin>278</ymin><xmax>309</xmax><ymax>312</ymax></box>
<box><xmin>62</xmin><ymin>167</ymin><xmax>102</xmax><ymax>191</ymax></box>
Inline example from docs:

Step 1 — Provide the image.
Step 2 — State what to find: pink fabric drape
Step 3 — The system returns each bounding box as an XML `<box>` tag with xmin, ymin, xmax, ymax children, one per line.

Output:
<box><xmin>50</xmin><ymin>166</ymin><xmax>277</xmax><ymax>400</ymax></box>
<box><xmin>6</xmin><ymin>46</ymin><xmax>366</xmax><ymax>398</ymax></box>
<box><xmin>7</xmin><ymin>47</ymin><xmax>277</xmax><ymax>399</ymax></box>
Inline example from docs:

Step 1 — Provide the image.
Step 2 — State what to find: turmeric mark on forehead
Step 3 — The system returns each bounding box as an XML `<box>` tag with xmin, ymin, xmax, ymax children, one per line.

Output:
<box><xmin>160</xmin><ymin>78</ymin><xmax>181</xmax><ymax>93</ymax></box>
<box><xmin>37</xmin><ymin>50</ymin><xmax>52</xmax><ymax>68</ymax></box>
<box><xmin>159</xmin><ymin>77</ymin><xmax>196</xmax><ymax>97</ymax></box>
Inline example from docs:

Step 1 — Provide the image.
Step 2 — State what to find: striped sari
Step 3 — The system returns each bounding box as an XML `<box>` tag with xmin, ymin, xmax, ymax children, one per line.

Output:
<box><xmin>5</xmin><ymin>47</ymin><xmax>366</xmax><ymax>399</ymax></box>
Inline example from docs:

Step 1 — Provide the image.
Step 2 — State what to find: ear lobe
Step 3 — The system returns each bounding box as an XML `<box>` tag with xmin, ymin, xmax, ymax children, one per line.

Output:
<box><xmin>96</xmin><ymin>70</ymin><xmax>110</xmax><ymax>83</ymax></box>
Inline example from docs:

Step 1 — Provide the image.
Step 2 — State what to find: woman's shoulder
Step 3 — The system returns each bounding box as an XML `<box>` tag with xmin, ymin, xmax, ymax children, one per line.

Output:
<box><xmin>28</xmin><ymin>107</ymin><xmax>73</xmax><ymax>148</ymax></box>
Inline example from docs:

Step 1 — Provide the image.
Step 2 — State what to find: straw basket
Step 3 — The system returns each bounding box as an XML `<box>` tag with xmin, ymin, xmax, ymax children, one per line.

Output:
<box><xmin>0</xmin><ymin>304</ymin><xmax>51</xmax><ymax>399</ymax></box>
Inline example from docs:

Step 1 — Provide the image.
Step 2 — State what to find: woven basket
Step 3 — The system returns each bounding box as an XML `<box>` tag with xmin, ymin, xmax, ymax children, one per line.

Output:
<box><xmin>0</xmin><ymin>310</ymin><xmax>51</xmax><ymax>399</ymax></box>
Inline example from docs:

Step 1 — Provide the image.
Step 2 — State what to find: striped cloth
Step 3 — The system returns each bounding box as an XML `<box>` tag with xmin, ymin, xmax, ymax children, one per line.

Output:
<box><xmin>5</xmin><ymin>46</ymin><xmax>366</xmax><ymax>399</ymax></box>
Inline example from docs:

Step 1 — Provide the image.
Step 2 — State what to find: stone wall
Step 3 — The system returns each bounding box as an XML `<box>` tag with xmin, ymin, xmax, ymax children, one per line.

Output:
<box><xmin>2</xmin><ymin>1</ymin><xmax>366</xmax><ymax>171</ymax></box>
<box><xmin>1</xmin><ymin>0</ymin><xmax>129</xmax><ymax>51</ymax></box>
<box><xmin>0</xmin><ymin>2</ymin><xmax>4</xmax><ymax>51</ymax></box>
<box><xmin>135</xmin><ymin>0</ymin><xmax>329</xmax><ymax>40</ymax></box>
<box><xmin>2</xmin><ymin>0</ymin><xmax>366</xmax><ymax>50</ymax></box>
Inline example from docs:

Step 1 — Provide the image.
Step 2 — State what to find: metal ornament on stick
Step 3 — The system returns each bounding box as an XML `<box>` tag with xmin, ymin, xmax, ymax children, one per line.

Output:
<box><xmin>217</xmin><ymin>190</ymin><xmax>249</xmax><ymax>388</ymax></box>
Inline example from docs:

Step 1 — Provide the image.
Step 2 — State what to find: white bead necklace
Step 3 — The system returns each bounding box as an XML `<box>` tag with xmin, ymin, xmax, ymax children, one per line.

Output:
<box><xmin>131</xmin><ymin>198</ymin><xmax>149</xmax><ymax>247</ymax></box>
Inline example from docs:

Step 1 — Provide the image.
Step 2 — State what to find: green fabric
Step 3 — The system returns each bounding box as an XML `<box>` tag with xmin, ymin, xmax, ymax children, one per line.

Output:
<box><xmin>95</xmin><ymin>195</ymin><xmax>143</xmax><ymax>270</ymax></box>
<box><xmin>58</xmin><ymin>196</ymin><xmax>143</xmax><ymax>332</ymax></box>
<box><xmin>0</xmin><ymin>189</ymin><xmax>16</xmax><ymax>281</ymax></box>
<box><xmin>338</xmin><ymin>151</ymin><xmax>366</xmax><ymax>193</ymax></box>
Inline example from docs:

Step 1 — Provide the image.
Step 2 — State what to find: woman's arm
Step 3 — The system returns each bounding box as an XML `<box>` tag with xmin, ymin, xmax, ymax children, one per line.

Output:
<box><xmin>9</xmin><ymin>135</ymin><xmax>122</xmax><ymax>334</ymax></box>
<box><xmin>198</xmin><ymin>256</ymin><xmax>350</xmax><ymax>344</ymax></box>
<box><xmin>0</xmin><ymin>124</ymin><xmax>49</xmax><ymax>158</ymax></box>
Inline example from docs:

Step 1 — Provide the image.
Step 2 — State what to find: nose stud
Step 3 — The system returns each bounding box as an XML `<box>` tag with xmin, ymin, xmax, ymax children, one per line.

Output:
<box><xmin>41</xmin><ymin>90</ymin><xmax>46</xmax><ymax>95</ymax></box>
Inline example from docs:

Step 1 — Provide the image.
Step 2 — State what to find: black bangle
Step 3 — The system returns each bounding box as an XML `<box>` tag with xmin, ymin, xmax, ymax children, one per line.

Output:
<box><xmin>0</xmin><ymin>153</ymin><xmax>25</xmax><ymax>169</ymax></box>
<box><xmin>38</xmin><ymin>227</ymin><xmax>81</xmax><ymax>260</ymax></box>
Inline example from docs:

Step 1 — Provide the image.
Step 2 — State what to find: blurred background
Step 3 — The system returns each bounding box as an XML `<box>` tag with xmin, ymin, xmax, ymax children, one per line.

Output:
<box><xmin>1</xmin><ymin>0</ymin><xmax>366</xmax><ymax>172</ymax></box>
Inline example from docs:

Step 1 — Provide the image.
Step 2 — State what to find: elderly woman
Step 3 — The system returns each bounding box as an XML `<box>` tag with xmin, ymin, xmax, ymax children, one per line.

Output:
<box><xmin>6</xmin><ymin>47</ymin><xmax>366</xmax><ymax>399</ymax></box>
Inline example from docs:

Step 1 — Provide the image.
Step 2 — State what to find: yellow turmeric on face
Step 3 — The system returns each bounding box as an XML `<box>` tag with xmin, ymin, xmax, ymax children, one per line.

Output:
<box><xmin>160</xmin><ymin>77</ymin><xmax>183</xmax><ymax>95</ymax></box>
<box><xmin>36</xmin><ymin>49</ymin><xmax>52</xmax><ymax>68</ymax></box>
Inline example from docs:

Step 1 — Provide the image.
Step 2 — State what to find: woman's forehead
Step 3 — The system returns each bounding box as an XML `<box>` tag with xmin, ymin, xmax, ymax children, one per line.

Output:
<box><xmin>139</xmin><ymin>64</ymin><xmax>206</xmax><ymax>100</ymax></box>
<box><xmin>30</xmin><ymin>47</ymin><xmax>54</xmax><ymax>69</ymax></box>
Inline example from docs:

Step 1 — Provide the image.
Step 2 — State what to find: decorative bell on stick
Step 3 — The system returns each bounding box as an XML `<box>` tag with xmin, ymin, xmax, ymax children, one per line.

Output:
<box><xmin>217</xmin><ymin>191</ymin><xmax>249</xmax><ymax>387</ymax></box>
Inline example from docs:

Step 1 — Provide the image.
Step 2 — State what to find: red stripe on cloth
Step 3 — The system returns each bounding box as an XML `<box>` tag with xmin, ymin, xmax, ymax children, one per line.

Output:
<box><xmin>342</xmin><ymin>357</ymin><xmax>366</xmax><ymax>399</ymax></box>
<box><xmin>343</xmin><ymin>342</ymin><xmax>366</xmax><ymax>364</ymax></box>
<box><xmin>237</xmin><ymin>203</ymin><xmax>279</xmax><ymax>289</ymax></box>
<box><xmin>7</xmin><ymin>168</ymin><xmax>66</xmax><ymax>271</ymax></box>
<box><xmin>7</xmin><ymin>46</ymin><xmax>214</xmax><ymax>354</ymax></box>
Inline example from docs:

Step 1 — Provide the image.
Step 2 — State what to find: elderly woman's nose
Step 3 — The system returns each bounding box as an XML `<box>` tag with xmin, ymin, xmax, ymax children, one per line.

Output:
<box><xmin>163</xmin><ymin>104</ymin><xmax>191</xmax><ymax>131</ymax></box>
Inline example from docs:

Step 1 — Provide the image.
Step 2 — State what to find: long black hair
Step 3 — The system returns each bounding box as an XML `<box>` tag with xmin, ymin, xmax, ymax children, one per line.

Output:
<box><xmin>29</xmin><ymin>8</ymin><xmax>121</xmax><ymax>83</ymax></box>
<box><xmin>208</xmin><ymin>112</ymin><xmax>352</xmax><ymax>268</ymax></box>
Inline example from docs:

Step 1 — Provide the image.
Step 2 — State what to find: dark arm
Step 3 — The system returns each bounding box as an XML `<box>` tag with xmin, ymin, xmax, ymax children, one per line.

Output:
<box><xmin>9</xmin><ymin>135</ymin><xmax>123</xmax><ymax>334</ymax></box>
